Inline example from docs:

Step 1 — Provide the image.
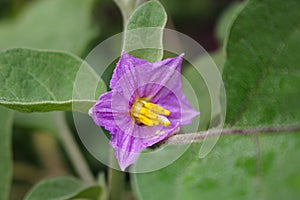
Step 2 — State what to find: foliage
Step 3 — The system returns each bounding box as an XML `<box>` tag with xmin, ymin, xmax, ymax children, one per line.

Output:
<box><xmin>0</xmin><ymin>48</ymin><xmax>105</xmax><ymax>113</ymax></box>
<box><xmin>24</xmin><ymin>177</ymin><xmax>102</xmax><ymax>200</ymax></box>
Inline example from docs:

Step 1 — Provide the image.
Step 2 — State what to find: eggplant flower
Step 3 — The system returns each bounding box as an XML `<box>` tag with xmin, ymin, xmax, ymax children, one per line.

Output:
<box><xmin>89</xmin><ymin>52</ymin><xmax>199</xmax><ymax>170</ymax></box>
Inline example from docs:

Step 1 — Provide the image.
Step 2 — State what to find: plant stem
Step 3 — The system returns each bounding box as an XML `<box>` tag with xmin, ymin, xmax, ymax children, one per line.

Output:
<box><xmin>108</xmin><ymin>149</ymin><xmax>125</xmax><ymax>200</ymax></box>
<box><xmin>114</xmin><ymin>0</ymin><xmax>147</xmax><ymax>28</ymax></box>
<box><xmin>162</xmin><ymin>124</ymin><xmax>300</xmax><ymax>145</ymax></box>
<box><xmin>113</xmin><ymin>0</ymin><xmax>136</xmax><ymax>26</ymax></box>
<box><xmin>55</xmin><ymin>112</ymin><xmax>94</xmax><ymax>184</ymax></box>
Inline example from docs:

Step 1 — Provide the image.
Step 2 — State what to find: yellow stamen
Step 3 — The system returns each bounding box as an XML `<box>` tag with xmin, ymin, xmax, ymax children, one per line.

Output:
<box><xmin>141</xmin><ymin>101</ymin><xmax>170</xmax><ymax>116</ymax></box>
<box><xmin>137</xmin><ymin>114</ymin><xmax>160</xmax><ymax>126</ymax></box>
<box><xmin>140</xmin><ymin>107</ymin><xmax>158</xmax><ymax>119</ymax></box>
<box><xmin>131</xmin><ymin>98</ymin><xmax>171</xmax><ymax>127</ymax></box>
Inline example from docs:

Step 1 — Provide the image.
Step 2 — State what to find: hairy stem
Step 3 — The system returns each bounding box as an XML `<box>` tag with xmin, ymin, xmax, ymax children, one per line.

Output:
<box><xmin>55</xmin><ymin>112</ymin><xmax>94</xmax><ymax>184</ymax></box>
<box><xmin>114</xmin><ymin>0</ymin><xmax>136</xmax><ymax>26</ymax></box>
<box><xmin>114</xmin><ymin>0</ymin><xmax>146</xmax><ymax>28</ymax></box>
<box><xmin>163</xmin><ymin>124</ymin><xmax>300</xmax><ymax>145</ymax></box>
<box><xmin>108</xmin><ymin>149</ymin><xmax>125</xmax><ymax>200</ymax></box>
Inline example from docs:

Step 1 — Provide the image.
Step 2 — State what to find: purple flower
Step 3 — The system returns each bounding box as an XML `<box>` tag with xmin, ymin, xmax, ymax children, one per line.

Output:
<box><xmin>89</xmin><ymin>52</ymin><xmax>199</xmax><ymax>170</ymax></box>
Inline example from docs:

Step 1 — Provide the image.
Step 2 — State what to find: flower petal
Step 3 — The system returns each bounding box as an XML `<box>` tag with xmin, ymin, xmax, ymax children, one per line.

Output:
<box><xmin>110</xmin><ymin>123</ymin><xmax>180</xmax><ymax>170</ymax></box>
<box><xmin>158</xmin><ymin>90</ymin><xmax>199</xmax><ymax>125</ymax></box>
<box><xmin>136</xmin><ymin>53</ymin><xmax>184</xmax><ymax>98</ymax></box>
<box><xmin>153</xmin><ymin>53</ymin><xmax>184</xmax><ymax>71</ymax></box>
<box><xmin>110</xmin><ymin>52</ymin><xmax>149</xmax><ymax>89</ymax></box>
<box><xmin>112</xmin><ymin>54</ymin><xmax>184</xmax><ymax>103</ymax></box>
<box><xmin>89</xmin><ymin>91</ymin><xmax>130</xmax><ymax>132</ymax></box>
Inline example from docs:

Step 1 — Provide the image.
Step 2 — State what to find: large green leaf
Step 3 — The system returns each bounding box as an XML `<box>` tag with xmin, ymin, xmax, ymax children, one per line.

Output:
<box><xmin>132</xmin><ymin>0</ymin><xmax>300</xmax><ymax>199</ymax></box>
<box><xmin>133</xmin><ymin>133</ymin><xmax>300</xmax><ymax>200</ymax></box>
<box><xmin>178</xmin><ymin>134</ymin><xmax>300</xmax><ymax>200</ymax></box>
<box><xmin>0</xmin><ymin>48</ymin><xmax>105</xmax><ymax>113</ymax></box>
<box><xmin>24</xmin><ymin>176</ymin><xmax>102</xmax><ymax>200</ymax></box>
<box><xmin>0</xmin><ymin>0</ymin><xmax>98</xmax><ymax>55</ymax></box>
<box><xmin>0</xmin><ymin>107</ymin><xmax>13</xmax><ymax>200</ymax></box>
<box><xmin>124</xmin><ymin>0</ymin><xmax>167</xmax><ymax>62</ymax></box>
<box><xmin>224</xmin><ymin>0</ymin><xmax>300</xmax><ymax>126</ymax></box>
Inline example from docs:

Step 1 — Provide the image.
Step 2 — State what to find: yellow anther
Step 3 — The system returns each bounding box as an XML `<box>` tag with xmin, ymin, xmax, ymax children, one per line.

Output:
<box><xmin>131</xmin><ymin>98</ymin><xmax>171</xmax><ymax>127</ymax></box>
<box><xmin>140</xmin><ymin>107</ymin><xmax>158</xmax><ymax>119</ymax></box>
<box><xmin>164</xmin><ymin>120</ymin><xmax>170</xmax><ymax>127</ymax></box>
<box><xmin>143</xmin><ymin>102</ymin><xmax>170</xmax><ymax>116</ymax></box>
<box><xmin>137</xmin><ymin>114</ymin><xmax>160</xmax><ymax>126</ymax></box>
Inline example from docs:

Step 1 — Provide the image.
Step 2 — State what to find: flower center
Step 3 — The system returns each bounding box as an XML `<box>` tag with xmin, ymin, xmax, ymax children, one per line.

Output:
<box><xmin>130</xmin><ymin>98</ymin><xmax>171</xmax><ymax>127</ymax></box>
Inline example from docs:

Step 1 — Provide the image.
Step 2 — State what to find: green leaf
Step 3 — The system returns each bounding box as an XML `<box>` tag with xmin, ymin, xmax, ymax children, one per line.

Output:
<box><xmin>0</xmin><ymin>48</ymin><xmax>105</xmax><ymax>113</ymax></box>
<box><xmin>132</xmin><ymin>0</ymin><xmax>300</xmax><ymax>199</ymax></box>
<box><xmin>223</xmin><ymin>0</ymin><xmax>300</xmax><ymax>126</ymax></box>
<box><xmin>71</xmin><ymin>185</ymin><xmax>102</xmax><ymax>200</ymax></box>
<box><xmin>0</xmin><ymin>107</ymin><xmax>13</xmax><ymax>200</ymax></box>
<box><xmin>25</xmin><ymin>177</ymin><xmax>82</xmax><ymax>200</ymax></box>
<box><xmin>0</xmin><ymin>0</ymin><xmax>98</xmax><ymax>55</ymax></box>
<box><xmin>176</xmin><ymin>134</ymin><xmax>300</xmax><ymax>200</ymax></box>
<box><xmin>133</xmin><ymin>133</ymin><xmax>300</xmax><ymax>200</ymax></box>
<box><xmin>124</xmin><ymin>0</ymin><xmax>167</xmax><ymax>62</ymax></box>
<box><xmin>24</xmin><ymin>176</ymin><xmax>102</xmax><ymax>200</ymax></box>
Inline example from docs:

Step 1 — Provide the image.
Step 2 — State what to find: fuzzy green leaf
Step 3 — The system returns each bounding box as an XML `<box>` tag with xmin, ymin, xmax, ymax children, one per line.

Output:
<box><xmin>71</xmin><ymin>185</ymin><xmax>102</xmax><ymax>200</ymax></box>
<box><xmin>24</xmin><ymin>176</ymin><xmax>102</xmax><ymax>200</ymax></box>
<box><xmin>124</xmin><ymin>0</ymin><xmax>167</xmax><ymax>62</ymax></box>
<box><xmin>133</xmin><ymin>133</ymin><xmax>300</xmax><ymax>200</ymax></box>
<box><xmin>223</xmin><ymin>0</ymin><xmax>300</xmax><ymax>126</ymax></box>
<box><xmin>0</xmin><ymin>48</ymin><xmax>105</xmax><ymax>113</ymax></box>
